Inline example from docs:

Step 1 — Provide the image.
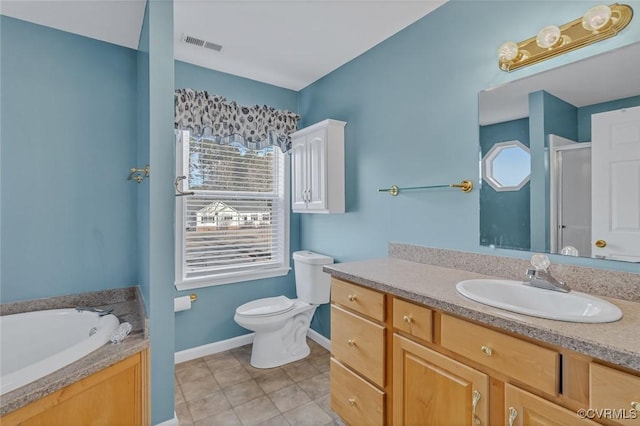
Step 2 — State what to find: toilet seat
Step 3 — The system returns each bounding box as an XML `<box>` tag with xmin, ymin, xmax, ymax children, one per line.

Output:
<box><xmin>235</xmin><ymin>296</ymin><xmax>295</xmax><ymax>318</ymax></box>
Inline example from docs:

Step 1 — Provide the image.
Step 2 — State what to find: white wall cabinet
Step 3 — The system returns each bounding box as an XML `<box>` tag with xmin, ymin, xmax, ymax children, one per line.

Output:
<box><xmin>291</xmin><ymin>119</ymin><xmax>346</xmax><ymax>213</ymax></box>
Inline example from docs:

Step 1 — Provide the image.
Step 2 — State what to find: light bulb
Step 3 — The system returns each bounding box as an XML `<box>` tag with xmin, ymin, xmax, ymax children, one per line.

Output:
<box><xmin>498</xmin><ymin>41</ymin><xmax>519</xmax><ymax>62</ymax></box>
<box><xmin>582</xmin><ymin>5</ymin><xmax>612</xmax><ymax>31</ymax></box>
<box><xmin>536</xmin><ymin>25</ymin><xmax>562</xmax><ymax>49</ymax></box>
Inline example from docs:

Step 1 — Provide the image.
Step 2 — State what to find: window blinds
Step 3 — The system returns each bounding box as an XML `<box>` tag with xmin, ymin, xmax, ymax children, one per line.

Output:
<box><xmin>180</xmin><ymin>138</ymin><xmax>286</xmax><ymax>280</ymax></box>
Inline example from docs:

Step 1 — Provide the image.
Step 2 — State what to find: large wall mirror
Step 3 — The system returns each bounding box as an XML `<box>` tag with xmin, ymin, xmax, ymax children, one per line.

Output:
<box><xmin>479</xmin><ymin>41</ymin><xmax>640</xmax><ymax>263</ymax></box>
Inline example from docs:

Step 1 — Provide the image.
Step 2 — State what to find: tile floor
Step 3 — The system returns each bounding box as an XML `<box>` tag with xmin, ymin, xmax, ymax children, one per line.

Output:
<box><xmin>175</xmin><ymin>339</ymin><xmax>345</xmax><ymax>426</ymax></box>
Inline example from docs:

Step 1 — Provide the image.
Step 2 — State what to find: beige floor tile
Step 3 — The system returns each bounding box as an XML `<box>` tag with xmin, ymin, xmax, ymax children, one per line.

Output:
<box><xmin>223</xmin><ymin>379</ymin><xmax>265</xmax><ymax>407</ymax></box>
<box><xmin>267</xmin><ymin>383</ymin><xmax>311</xmax><ymax>413</ymax></box>
<box><xmin>234</xmin><ymin>395</ymin><xmax>281</xmax><ymax>426</ymax></box>
<box><xmin>255</xmin><ymin>414</ymin><xmax>289</xmax><ymax>426</ymax></box>
<box><xmin>314</xmin><ymin>394</ymin><xmax>339</xmax><ymax>420</ymax></box>
<box><xmin>308</xmin><ymin>354</ymin><xmax>330</xmax><ymax>373</ymax></box>
<box><xmin>187</xmin><ymin>390</ymin><xmax>232</xmax><ymax>422</ymax></box>
<box><xmin>194</xmin><ymin>408</ymin><xmax>242</xmax><ymax>426</ymax></box>
<box><xmin>176</xmin><ymin>358</ymin><xmax>206</xmax><ymax>371</ymax></box>
<box><xmin>175</xmin><ymin>382</ymin><xmax>185</xmax><ymax>405</ymax></box>
<box><xmin>283</xmin><ymin>359</ymin><xmax>320</xmax><ymax>382</ymax></box>
<box><xmin>308</xmin><ymin>339</ymin><xmax>329</xmax><ymax>357</ymax></box>
<box><xmin>175</xmin><ymin>401</ymin><xmax>193</xmax><ymax>424</ymax></box>
<box><xmin>215</xmin><ymin>365</ymin><xmax>252</xmax><ymax>388</ymax></box>
<box><xmin>282</xmin><ymin>401</ymin><xmax>333</xmax><ymax>426</ymax></box>
<box><xmin>255</xmin><ymin>369</ymin><xmax>294</xmax><ymax>394</ymax></box>
<box><xmin>181</xmin><ymin>373</ymin><xmax>221</xmax><ymax>401</ymax></box>
<box><xmin>176</xmin><ymin>361</ymin><xmax>214</xmax><ymax>385</ymax></box>
<box><xmin>206</xmin><ymin>352</ymin><xmax>242</xmax><ymax>373</ymax></box>
<box><xmin>297</xmin><ymin>374</ymin><xmax>330</xmax><ymax>400</ymax></box>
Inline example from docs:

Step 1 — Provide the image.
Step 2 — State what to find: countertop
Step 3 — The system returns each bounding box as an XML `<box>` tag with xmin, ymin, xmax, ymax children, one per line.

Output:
<box><xmin>325</xmin><ymin>258</ymin><xmax>640</xmax><ymax>373</ymax></box>
<box><xmin>0</xmin><ymin>287</ymin><xmax>149</xmax><ymax>416</ymax></box>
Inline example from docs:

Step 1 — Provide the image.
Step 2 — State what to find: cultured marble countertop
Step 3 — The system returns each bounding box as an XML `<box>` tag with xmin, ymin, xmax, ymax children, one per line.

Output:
<box><xmin>0</xmin><ymin>287</ymin><xmax>149</xmax><ymax>416</ymax></box>
<box><xmin>325</xmin><ymin>258</ymin><xmax>640</xmax><ymax>373</ymax></box>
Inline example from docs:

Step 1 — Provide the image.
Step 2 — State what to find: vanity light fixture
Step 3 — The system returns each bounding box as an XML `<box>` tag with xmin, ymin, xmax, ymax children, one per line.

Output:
<box><xmin>498</xmin><ymin>3</ymin><xmax>633</xmax><ymax>71</ymax></box>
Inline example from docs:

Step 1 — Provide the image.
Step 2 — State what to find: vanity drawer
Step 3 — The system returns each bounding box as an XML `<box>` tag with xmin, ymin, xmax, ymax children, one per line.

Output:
<box><xmin>331</xmin><ymin>278</ymin><xmax>385</xmax><ymax>322</ymax></box>
<box><xmin>331</xmin><ymin>305</ymin><xmax>385</xmax><ymax>388</ymax></box>
<box><xmin>440</xmin><ymin>314</ymin><xmax>559</xmax><ymax>395</ymax></box>
<box><xmin>392</xmin><ymin>298</ymin><xmax>433</xmax><ymax>343</ymax></box>
<box><xmin>590</xmin><ymin>363</ymin><xmax>640</xmax><ymax>425</ymax></box>
<box><xmin>330</xmin><ymin>358</ymin><xmax>384</xmax><ymax>426</ymax></box>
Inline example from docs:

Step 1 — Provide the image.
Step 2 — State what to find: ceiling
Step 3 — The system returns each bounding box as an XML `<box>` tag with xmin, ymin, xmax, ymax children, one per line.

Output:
<box><xmin>1</xmin><ymin>0</ymin><xmax>446</xmax><ymax>91</ymax></box>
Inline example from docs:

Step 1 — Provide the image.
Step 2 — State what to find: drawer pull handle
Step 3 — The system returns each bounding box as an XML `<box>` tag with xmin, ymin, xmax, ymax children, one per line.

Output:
<box><xmin>348</xmin><ymin>398</ymin><xmax>356</xmax><ymax>406</ymax></box>
<box><xmin>508</xmin><ymin>407</ymin><xmax>518</xmax><ymax>426</ymax></box>
<box><xmin>403</xmin><ymin>315</ymin><xmax>413</xmax><ymax>324</ymax></box>
<box><xmin>348</xmin><ymin>294</ymin><xmax>357</xmax><ymax>302</ymax></box>
<box><xmin>480</xmin><ymin>346</ymin><xmax>493</xmax><ymax>356</ymax></box>
<box><xmin>631</xmin><ymin>401</ymin><xmax>640</xmax><ymax>410</ymax></box>
<box><xmin>348</xmin><ymin>339</ymin><xmax>356</xmax><ymax>347</ymax></box>
<box><xmin>472</xmin><ymin>390</ymin><xmax>481</xmax><ymax>425</ymax></box>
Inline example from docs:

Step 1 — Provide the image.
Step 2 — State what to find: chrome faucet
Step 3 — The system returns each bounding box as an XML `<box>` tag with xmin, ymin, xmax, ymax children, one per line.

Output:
<box><xmin>75</xmin><ymin>306</ymin><xmax>114</xmax><ymax>316</ymax></box>
<box><xmin>523</xmin><ymin>254</ymin><xmax>570</xmax><ymax>293</ymax></box>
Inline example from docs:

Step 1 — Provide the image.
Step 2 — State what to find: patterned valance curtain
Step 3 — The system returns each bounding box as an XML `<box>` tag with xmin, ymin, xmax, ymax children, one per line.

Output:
<box><xmin>174</xmin><ymin>89</ymin><xmax>300</xmax><ymax>153</ymax></box>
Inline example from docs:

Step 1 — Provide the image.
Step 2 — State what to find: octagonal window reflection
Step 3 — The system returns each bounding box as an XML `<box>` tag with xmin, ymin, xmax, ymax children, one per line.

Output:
<box><xmin>483</xmin><ymin>140</ymin><xmax>531</xmax><ymax>191</ymax></box>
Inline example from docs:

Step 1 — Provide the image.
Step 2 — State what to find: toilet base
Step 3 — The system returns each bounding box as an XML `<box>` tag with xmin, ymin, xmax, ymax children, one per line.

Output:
<box><xmin>249</xmin><ymin>305</ymin><xmax>317</xmax><ymax>369</ymax></box>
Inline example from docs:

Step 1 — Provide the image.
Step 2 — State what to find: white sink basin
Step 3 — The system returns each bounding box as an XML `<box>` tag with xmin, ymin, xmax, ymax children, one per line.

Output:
<box><xmin>456</xmin><ymin>279</ymin><xmax>622</xmax><ymax>323</ymax></box>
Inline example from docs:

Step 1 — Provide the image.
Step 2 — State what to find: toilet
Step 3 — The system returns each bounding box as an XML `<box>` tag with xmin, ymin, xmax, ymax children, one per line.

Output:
<box><xmin>234</xmin><ymin>250</ymin><xmax>333</xmax><ymax>368</ymax></box>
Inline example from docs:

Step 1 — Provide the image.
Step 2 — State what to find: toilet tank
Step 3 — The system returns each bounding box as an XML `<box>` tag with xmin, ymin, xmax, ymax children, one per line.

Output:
<box><xmin>293</xmin><ymin>251</ymin><xmax>334</xmax><ymax>304</ymax></box>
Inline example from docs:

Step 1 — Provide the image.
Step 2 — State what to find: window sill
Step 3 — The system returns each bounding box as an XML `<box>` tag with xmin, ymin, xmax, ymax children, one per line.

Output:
<box><xmin>175</xmin><ymin>266</ymin><xmax>291</xmax><ymax>291</ymax></box>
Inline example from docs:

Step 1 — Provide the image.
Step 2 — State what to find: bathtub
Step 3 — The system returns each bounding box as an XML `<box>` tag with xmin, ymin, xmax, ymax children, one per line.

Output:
<box><xmin>0</xmin><ymin>308</ymin><xmax>119</xmax><ymax>396</ymax></box>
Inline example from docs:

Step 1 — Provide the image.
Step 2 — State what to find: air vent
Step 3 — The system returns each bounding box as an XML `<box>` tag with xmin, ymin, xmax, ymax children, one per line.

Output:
<box><xmin>182</xmin><ymin>34</ymin><xmax>222</xmax><ymax>52</ymax></box>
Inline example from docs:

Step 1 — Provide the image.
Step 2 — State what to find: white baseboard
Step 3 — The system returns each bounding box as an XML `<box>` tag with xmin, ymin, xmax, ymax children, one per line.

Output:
<box><xmin>174</xmin><ymin>333</ymin><xmax>254</xmax><ymax>364</ymax></box>
<box><xmin>306</xmin><ymin>328</ymin><xmax>331</xmax><ymax>351</ymax></box>
<box><xmin>174</xmin><ymin>329</ymin><xmax>331</xmax><ymax>364</ymax></box>
<box><xmin>155</xmin><ymin>412</ymin><xmax>179</xmax><ymax>426</ymax></box>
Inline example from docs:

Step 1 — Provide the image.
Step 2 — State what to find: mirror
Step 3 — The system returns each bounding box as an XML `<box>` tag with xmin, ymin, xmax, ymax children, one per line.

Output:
<box><xmin>479</xmin><ymin>41</ymin><xmax>640</xmax><ymax>262</ymax></box>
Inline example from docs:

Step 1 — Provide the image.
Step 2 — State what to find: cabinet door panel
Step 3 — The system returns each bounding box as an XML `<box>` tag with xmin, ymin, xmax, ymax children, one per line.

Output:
<box><xmin>505</xmin><ymin>383</ymin><xmax>599</xmax><ymax>426</ymax></box>
<box><xmin>306</xmin><ymin>129</ymin><xmax>327</xmax><ymax>211</ymax></box>
<box><xmin>291</xmin><ymin>138</ymin><xmax>308</xmax><ymax>211</ymax></box>
<box><xmin>393</xmin><ymin>335</ymin><xmax>489</xmax><ymax>426</ymax></box>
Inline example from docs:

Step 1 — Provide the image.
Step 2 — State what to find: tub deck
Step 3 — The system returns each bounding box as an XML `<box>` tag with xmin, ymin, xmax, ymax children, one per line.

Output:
<box><xmin>0</xmin><ymin>287</ymin><xmax>149</xmax><ymax>416</ymax></box>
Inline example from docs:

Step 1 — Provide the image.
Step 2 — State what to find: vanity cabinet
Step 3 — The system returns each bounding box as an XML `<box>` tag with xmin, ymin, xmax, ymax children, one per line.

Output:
<box><xmin>330</xmin><ymin>278</ymin><xmax>387</xmax><ymax>425</ymax></box>
<box><xmin>2</xmin><ymin>350</ymin><xmax>149</xmax><ymax>426</ymax></box>
<box><xmin>290</xmin><ymin>119</ymin><xmax>346</xmax><ymax>213</ymax></box>
<box><xmin>329</xmin><ymin>277</ymin><xmax>640</xmax><ymax>426</ymax></box>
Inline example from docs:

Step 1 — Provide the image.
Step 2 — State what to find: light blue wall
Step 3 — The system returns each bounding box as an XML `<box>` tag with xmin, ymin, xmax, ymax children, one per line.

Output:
<box><xmin>0</xmin><ymin>16</ymin><xmax>139</xmax><ymax>302</ymax></box>
<box><xmin>137</xmin><ymin>0</ymin><xmax>151</xmax><ymax>313</ymax></box>
<box><xmin>298</xmin><ymin>1</ymin><xmax>640</xmax><ymax>336</ymax></box>
<box><xmin>479</xmin><ymin>118</ymin><xmax>530</xmax><ymax>251</ymax></box>
<box><xmin>146</xmin><ymin>1</ymin><xmax>176</xmax><ymax>423</ymax></box>
<box><xmin>529</xmin><ymin>91</ymin><xmax>577</xmax><ymax>252</ymax></box>
<box><xmin>173</xmin><ymin>60</ymin><xmax>301</xmax><ymax>350</ymax></box>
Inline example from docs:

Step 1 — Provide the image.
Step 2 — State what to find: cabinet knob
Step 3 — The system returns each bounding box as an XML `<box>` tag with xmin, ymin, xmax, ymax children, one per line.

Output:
<box><xmin>347</xmin><ymin>339</ymin><xmax>356</xmax><ymax>347</ymax></box>
<box><xmin>348</xmin><ymin>294</ymin><xmax>357</xmax><ymax>302</ymax></box>
<box><xmin>480</xmin><ymin>346</ymin><xmax>493</xmax><ymax>357</ymax></box>
<box><xmin>595</xmin><ymin>239</ymin><xmax>607</xmax><ymax>248</ymax></box>
<box><xmin>631</xmin><ymin>401</ymin><xmax>640</xmax><ymax>410</ymax></box>
<box><xmin>472</xmin><ymin>390</ymin><xmax>481</xmax><ymax>425</ymax></box>
<box><xmin>348</xmin><ymin>398</ymin><xmax>356</xmax><ymax>406</ymax></box>
<box><xmin>508</xmin><ymin>407</ymin><xmax>518</xmax><ymax>426</ymax></box>
<box><xmin>403</xmin><ymin>315</ymin><xmax>413</xmax><ymax>324</ymax></box>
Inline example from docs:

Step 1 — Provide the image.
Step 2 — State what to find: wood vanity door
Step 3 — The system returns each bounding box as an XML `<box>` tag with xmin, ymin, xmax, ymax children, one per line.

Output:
<box><xmin>393</xmin><ymin>335</ymin><xmax>489</xmax><ymax>426</ymax></box>
<box><xmin>505</xmin><ymin>383</ymin><xmax>600</xmax><ymax>426</ymax></box>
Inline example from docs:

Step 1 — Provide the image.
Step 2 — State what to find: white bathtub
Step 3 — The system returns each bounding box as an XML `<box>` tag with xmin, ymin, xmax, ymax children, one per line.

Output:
<box><xmin>0</xmin><ymin>308</ymin><xmax>119</xmax><ymax>395</ymax></box>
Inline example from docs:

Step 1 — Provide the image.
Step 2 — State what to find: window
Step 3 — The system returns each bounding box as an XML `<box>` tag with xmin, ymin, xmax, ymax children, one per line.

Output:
<box><xmin>482</xmin><ymin>140</ymin><xmax>531</xmax><ymax>191</ymax></box>
<box><xmin>175</xmin><ymin>131</ymin><xmax>289</xmax><ymax>290</ymax></box>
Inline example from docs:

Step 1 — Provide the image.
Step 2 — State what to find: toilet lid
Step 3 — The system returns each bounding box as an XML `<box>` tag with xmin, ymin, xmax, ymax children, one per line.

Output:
<box><xmin>236</xmin><ymin>296</ymin><xmax>295</xmax><ymax>317</ymax></box>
